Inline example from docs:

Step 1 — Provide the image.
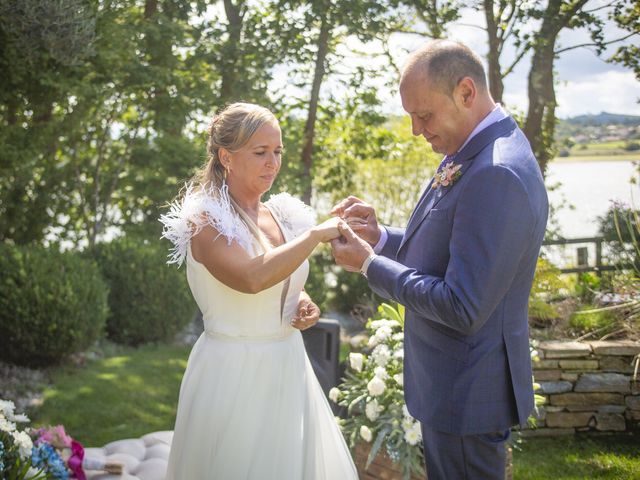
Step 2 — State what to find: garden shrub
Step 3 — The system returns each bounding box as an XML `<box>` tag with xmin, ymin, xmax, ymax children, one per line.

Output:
<box><xmin>0</xmin><ymin>243</ymin><xmax>108</xmax><ymax>367</ymax></box>
<box><xmin>569</xmin><ymin>306</ymin><xmax>617</xmax><ymax>335</ymax></box>
<box><xmin>87</xmin><ymin>237</ymin><xmax>194</xmax><ymax>346</ymax></box>
<box><xmin>528</xmin><ymin>257</ymin><xmax>567</xmax><ymax>324</ymax></box>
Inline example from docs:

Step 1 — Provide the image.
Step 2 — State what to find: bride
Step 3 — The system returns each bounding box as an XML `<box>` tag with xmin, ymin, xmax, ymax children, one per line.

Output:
<box><xmin>160</xmin><ymin>102</ymin><xmax>358</xmax><ymax>479</ymax></box>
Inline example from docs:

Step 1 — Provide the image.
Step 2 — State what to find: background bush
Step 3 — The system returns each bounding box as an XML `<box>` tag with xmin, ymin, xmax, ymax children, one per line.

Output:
<box><xmin>88</xmin><ymin>237</ymin><xmax>194</xmax><ymax>346</ymax></box>
<box><xmin>0</xmin><ymin>243</ymin><xmax>108</xmax><ymax>367</ymax></box>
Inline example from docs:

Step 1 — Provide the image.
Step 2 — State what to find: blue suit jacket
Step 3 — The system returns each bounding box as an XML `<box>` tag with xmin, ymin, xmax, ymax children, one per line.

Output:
<box><xmin>367</xmin><ymin>116</ymin><xmax>548</xmax><ymax>435</ymax></box>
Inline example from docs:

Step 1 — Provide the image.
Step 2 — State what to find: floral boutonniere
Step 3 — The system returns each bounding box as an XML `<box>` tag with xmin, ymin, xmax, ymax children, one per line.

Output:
<box><xmin>432</xmin><ymin>161</ymin><xmax>462</xmax><ymax>190</ymax></box>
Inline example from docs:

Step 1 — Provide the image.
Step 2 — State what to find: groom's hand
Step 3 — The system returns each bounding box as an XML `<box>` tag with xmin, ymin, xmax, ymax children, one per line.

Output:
<box><xmin>331</xmin><ymin>222</ymin><xmax>374</xmax><ymax>273</ymax></box>
<box><xmin>331</xmin><ymin>196</ymin><xmax>381</xmax><ymax>246</ymax></box>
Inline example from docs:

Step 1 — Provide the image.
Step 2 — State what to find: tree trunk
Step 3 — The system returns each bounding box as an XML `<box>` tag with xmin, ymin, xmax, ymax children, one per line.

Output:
<box><xmin>483</xmin><ymin>0</ymin><xmax>504</xmax><ymax>102</ymax></box>
<box><xmin>220</xmin><ymin>0</ymin><xmax>244</xmax><ymax>102</ymax></box>
<box><xmin>523</xmin><ymin>42</ymin><xmax>556</xmax><ymax>176</ymax></box>
<box><xmin>300</xmin><ymin>18</ymin><xmax>331</xmax><ymax>204</ymax></box>
<box><xmin>523</xmin><ymin>0</ymin><xmax>589</xmax><ymax>176</ymax></box>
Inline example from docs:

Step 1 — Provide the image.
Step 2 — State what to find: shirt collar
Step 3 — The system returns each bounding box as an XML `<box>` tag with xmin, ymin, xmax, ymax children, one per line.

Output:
<box><xmin>455</xmin><ymin>104</ymin><xmax>508</xmax><ymax>155</ymax></box>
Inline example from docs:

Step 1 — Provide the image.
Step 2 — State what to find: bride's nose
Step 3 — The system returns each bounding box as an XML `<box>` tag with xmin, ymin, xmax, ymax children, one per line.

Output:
<box><xmin>265</xmin><ymin>152</ymin><xmax>279</xmax><ymax>168</ymax></box>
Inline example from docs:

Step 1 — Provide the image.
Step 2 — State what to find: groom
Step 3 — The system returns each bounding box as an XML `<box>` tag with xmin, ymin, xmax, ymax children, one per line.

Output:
<box><xmin>331</xmin><ymin>40</ymin><xmax>548</xmax><ymax>479</ymax></box>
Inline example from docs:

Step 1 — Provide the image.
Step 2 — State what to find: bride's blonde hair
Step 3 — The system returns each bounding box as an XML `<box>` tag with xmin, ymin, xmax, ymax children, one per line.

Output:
<box><xmin>192</xmin><ymin>102</ymin><xmax>278</xmax><ymax>251</ymax></box>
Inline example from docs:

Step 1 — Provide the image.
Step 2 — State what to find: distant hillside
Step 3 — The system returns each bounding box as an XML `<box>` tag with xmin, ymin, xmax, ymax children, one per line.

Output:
<box><xmin>565</xmin><ymin>112</ymin><xmax>640</xmax><ymax>126</ymax></box>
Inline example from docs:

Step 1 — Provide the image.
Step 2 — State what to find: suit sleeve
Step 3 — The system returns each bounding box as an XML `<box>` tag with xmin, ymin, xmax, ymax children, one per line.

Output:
<box><xmin>378</xmin><ymin>226</ymin><xmax>405</xmax><ymax>259</ymax></box>
<box><xmin>367</xmin><ymin>165</ymin><xmax>535</xmax><ymax>335</ymax></box>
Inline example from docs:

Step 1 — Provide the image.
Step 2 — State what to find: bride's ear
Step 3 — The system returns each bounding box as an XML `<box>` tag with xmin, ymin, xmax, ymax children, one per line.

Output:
<box><xmin>219</xmin><ymin>147</ymin><xmax>231</xmax><ymax>168</ymax></box>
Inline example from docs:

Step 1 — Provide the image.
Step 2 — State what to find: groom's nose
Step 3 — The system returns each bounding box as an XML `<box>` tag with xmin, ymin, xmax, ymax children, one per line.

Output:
<box><xmin>411</xmin><ymin>116</ymin><xmax>425</xmax><ymax>137</ymax></box>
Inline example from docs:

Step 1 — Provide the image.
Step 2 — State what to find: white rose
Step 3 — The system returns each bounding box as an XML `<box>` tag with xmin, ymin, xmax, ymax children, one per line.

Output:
<box><xmin>365</xmin><ymin>399</ymin><xmax>384</xmax><ymax>421</ymax></box>
<box><xmin>372</xmin><ymin>344</ymin><xmax>391</xmax><ymax>367</ymax></box>
<box><xmin>374</xmin><ymin>326</ymin><xmax>393</xmax><ymax>342</ymax></box>
<box><xmin>374</xmin><ymin>366</ymin><xmax>389</xmax><ymax>380</ymax></box>
<box><xmin>392</xmin><ymin>332</ymin><xmax>404</xmax><ymax>341</ymax></box>
<box><xmin>393</xmin><ymin>347</ymin><xmax>404</xmax><ymax>359</ymax></box>
<box><xmin>404</xmin><ymin>423</ymin><xmax>422</xmax><ymax>446</ymax></box>
<box><xmin>12</xmin><ymin>430</ymin><xmax>33</xmax><ymax>459</ymax></box>
<box><xmin>393</xmin><ymin>373</ymin><xmax>404</xmax><ymax>386</ymax></box>
<box><xmin>402</xmin><ymin>418</ymin><xmax>415</xmax><ymax>431</ymax></box>
<box><xmin>367</xmin><ymin>376</ymin><xmax>386</xmax><ymax>396</ymax></box>
<box><xmin>367</xmin><ymin>335</ymin><xmax>380</xmax><ymax>348</ymax></box>
<box><xmin>360</xmin><ymin>425</ymin><xmax>373</xmax><ymax>443</ymax></box>
<box><xmin>349</xmin><ymin>352</ymin><xmax>364</xmax><ymax>372</ymax></box>
<box><xmin>329</xmin><ymin>387</ymin><xmax>341</xmax><ymax>403</ymax></box>
<box><xmin>370</xmin><ymin>319</ymin><xmax>400</xmax><ymax>330</ymax></box>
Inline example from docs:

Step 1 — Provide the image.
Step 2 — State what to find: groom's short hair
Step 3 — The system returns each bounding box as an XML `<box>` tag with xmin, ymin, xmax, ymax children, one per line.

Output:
<box><xmin>402</xmin><ymin>40</ymin><xmax>488</xmax><ymax>97</ymax></box>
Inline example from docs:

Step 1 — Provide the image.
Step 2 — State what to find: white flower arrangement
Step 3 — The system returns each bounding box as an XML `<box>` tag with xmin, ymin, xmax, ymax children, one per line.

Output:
<box><xmin>331</xmin><ymin>303</ymin><xmax>425</xmax><ymax>480</ymax></box>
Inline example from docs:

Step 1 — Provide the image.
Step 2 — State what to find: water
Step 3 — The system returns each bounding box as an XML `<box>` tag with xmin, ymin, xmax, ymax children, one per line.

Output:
<box><xmin>544</xmin><ymin>159</ymin><xmax>638</xmax><ymax>268</ymax></box>
<box><xmin>546</xmin><ymin>160</ymin><xmax>638</xmax><ymax>238</ymax></box>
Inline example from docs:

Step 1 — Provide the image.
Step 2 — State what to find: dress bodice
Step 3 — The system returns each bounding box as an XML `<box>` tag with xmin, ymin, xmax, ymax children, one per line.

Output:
<box><xmin>160</xmin><ymin>185</ymin><xmax>316</xmax><ymax>339</ymax></box>
<box><xmin>186</xmin><ymin>246</ymin><xmax>308</xmax><ymax>338</ymax></box>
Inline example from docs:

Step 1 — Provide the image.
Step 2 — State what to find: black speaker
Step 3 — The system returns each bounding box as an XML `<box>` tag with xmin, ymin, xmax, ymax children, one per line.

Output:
<box><xmin>301</xmin><ymin>318</ymin><xmax>341</xmax><ymax>399</ymax></box>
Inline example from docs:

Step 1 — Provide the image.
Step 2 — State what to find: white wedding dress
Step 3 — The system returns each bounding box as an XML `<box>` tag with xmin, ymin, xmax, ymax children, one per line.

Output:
<box><xmin>159</xmin><ymin>186</ymin><xmax>357</xmax><ymax>480</ymax></box>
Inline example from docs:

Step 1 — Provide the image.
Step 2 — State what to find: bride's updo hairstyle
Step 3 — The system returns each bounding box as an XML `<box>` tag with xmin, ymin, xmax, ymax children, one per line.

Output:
<box><xmin>191</xmin><ymin>102</ymin><xmax>278</xmax><ymax>252</ymax></box>
<box><xmin>195</xmin><ymin>102</ymin><xmax>277</xmax><ymax>189</ymax></box>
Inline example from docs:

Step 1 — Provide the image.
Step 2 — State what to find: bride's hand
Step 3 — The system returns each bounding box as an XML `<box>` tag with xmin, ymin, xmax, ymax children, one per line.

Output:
<box><xmin>312</xmin><ymin>216</ymin><xmax>345</xmax><ymax>243</ymax></box>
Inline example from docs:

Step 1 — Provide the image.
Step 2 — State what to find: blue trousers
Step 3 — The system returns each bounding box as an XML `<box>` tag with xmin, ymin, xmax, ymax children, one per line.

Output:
<box><xmin>421</xmin><ymin>425</ymin><xmax>510</xmax><ymax>480</ymax></box>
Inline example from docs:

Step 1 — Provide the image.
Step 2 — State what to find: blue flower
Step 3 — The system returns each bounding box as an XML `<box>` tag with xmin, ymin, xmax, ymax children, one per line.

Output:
<box><xmin>31</xmin><ymin>442</ymin><xmax>69</xmax><ymax>480</ymax></box>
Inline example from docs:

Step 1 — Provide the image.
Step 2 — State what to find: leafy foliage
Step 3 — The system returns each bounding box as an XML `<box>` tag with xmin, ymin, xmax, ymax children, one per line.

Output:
<box><xmin>87</xmin><ymin>237</ymin><xmax>194</xmax><ymax>346</ymax></box>
<box><xmin>332</xmin><ymin>303</ymin><xmax>425</xmax><ymax>480</ymax></box>
<box><xmin>528</xmin><ymin>257</ymin><xmax>567</xmax><ymax>323</ymax></box>
<box><xmin>0</xmin><ymin>244</ymin><xmax>108</xmax><ymax>367</ymax></box>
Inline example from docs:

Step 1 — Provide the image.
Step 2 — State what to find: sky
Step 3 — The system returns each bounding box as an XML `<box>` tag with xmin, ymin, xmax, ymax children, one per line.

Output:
<box><xmin>270</xmin><ymin>3</ymin><xmax>640</xmax><ymax>120</ymax></box>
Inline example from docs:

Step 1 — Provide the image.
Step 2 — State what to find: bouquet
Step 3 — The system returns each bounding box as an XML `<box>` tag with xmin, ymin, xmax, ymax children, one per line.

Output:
<box><xmin>329</xmin><ymin>303</ymin><xmax>425</xmax><ymax>480</ymax></box>
<box><xmin>0</xmin><ymin>400</ymin><xmax>122</xmax><ymax>479</ymax></box>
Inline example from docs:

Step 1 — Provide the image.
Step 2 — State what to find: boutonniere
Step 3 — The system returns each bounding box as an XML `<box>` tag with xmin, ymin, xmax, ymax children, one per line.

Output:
<box><xmin>432</xmin><ymin>161</ymin><xmax>462</xmax><ymax>190</ymax></box>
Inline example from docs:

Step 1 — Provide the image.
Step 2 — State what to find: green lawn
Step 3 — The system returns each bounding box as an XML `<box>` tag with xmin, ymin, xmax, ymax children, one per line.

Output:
<box><xmin>29</xmin><ymin>343</ymin><xmax>190</xmax><ymax>447</ymax></box>
<box><xmin>27</xmin><ymin>344</ymin><xmax>640</xmax><ymax>478</ymax></box>
<box><xmin>513</xmin><ymin>435</ymin><xmax>640</xmax><ymax>479</ymax></box>
<box><xmin>555</xmin><ymin>140</ymin><xmax>640</xmax><ymax>163</ymax></box>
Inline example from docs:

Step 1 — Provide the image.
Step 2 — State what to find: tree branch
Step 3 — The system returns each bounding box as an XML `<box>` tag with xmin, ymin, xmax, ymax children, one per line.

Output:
<box><xmin>584</xmin><ymin>1</ymin><xmax>617</xmax><ymax>14</ymax></box>
<box><xmin>502</xmin><ymin>45</ymin><xmax>529</xmax><ymax>78</ymax></box>
<box><xmin>455</xmin><ymin>22</ymin><xmax>487</xmax><ymax>31</ymax></box>
<box><xmin>555</xmin><ymin>31</ymin><xmax>638</xmax><ymax>54</ymax></box>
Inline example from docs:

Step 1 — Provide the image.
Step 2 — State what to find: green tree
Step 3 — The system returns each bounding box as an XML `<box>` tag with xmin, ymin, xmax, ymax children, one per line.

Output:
<box><xmin>276</xmin><ymin>0</ymin><xmax>399</xmax><ymax>203</ymax></box>
<box><xmin>0</xmin><ymin>0</ymin><xmax>97</xmax><ymax>244</ymax></box>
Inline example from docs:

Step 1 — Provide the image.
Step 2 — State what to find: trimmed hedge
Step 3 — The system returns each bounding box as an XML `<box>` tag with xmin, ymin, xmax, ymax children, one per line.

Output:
<box><xmin>88</xmin><ymin>237</ymin><xmax>194</xmax><ymax>346</ymax></box>
<box><xmin>0</xmin><ymin>244</ymin><xmax>108</xmax><ymax>367</ymax></box>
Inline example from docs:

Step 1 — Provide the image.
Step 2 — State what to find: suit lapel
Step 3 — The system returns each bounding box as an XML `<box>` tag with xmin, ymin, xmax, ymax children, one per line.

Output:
<box><xmin>397</xmin><ymin>116</ymin><xmax>518</xmax><ymax>254</ymax></box>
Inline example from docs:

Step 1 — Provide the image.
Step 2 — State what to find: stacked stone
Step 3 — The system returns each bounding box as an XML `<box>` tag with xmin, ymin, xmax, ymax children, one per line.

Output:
<box><xmin>524</xmin><ymin>340</ymin><xmax>640</xmax><ymax>436</ymax></box>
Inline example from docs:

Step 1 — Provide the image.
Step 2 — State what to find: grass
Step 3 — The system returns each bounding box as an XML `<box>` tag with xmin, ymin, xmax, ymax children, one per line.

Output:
<box><xmin>513</xmin><ymin>435</ymin><xmax>640</xmax><ymax>479</ymax></box>
<box><xmin>554</xmin><ymin>140</ymin><xmax>640</xmax><ymax>163</ymax></box>
<box><xmin>25</xmin><ymin>343</ymin><xmax>640</xmax><ymax>478</ymax></box>
<box><xmin>28</xmin><ymin>343</ymin><xmax>190</xmax><ymax>447</ymax></box>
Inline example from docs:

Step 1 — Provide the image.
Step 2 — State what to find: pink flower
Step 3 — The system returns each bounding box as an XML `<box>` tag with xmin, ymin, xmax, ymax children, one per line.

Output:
<box><xmin>35</xmin><ymin>425</ymin><xmax>73</xmax><ymax>449</ymax></box>
<box><xmin>432</xmin><ymin>162</ymin><xmax>462</xmax><ymax>189</ymax></box>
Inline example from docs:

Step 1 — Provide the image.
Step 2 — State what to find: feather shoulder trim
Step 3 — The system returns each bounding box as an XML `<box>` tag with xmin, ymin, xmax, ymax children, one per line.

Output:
<box><xmin>265</xmin><ymin>192</ymin><xmax>317</xmax><ymax>239</ymax></box>
<box><xmin>159</xmin><ymin>183</ymin><xmax>255</xmax><ymax>266</ymax></box>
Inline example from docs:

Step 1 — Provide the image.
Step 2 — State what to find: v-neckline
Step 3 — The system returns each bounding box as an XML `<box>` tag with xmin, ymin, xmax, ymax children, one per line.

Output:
<box><xmin>262</xmin><ymin>203</ymin><xmax>288</xmax><ymax>246</ymax></box>
<box><xmin>262</xmin><ymin>203</ymin><xmax>291</xmax><ymax>322</ymax></box>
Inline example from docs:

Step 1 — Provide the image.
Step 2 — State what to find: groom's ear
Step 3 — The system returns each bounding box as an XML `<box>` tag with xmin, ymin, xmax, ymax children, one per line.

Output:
<box><xmin>455</xmin><ymin>77</ymin><xmax>476</xmax><ymax>108</ymax></box>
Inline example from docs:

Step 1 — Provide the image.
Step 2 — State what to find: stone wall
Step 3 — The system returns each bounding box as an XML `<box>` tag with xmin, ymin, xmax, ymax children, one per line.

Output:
<box><xmin>524</xmin><ymin>340</ymin><xmax>640</xmax><ymax>436</ymax></box>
